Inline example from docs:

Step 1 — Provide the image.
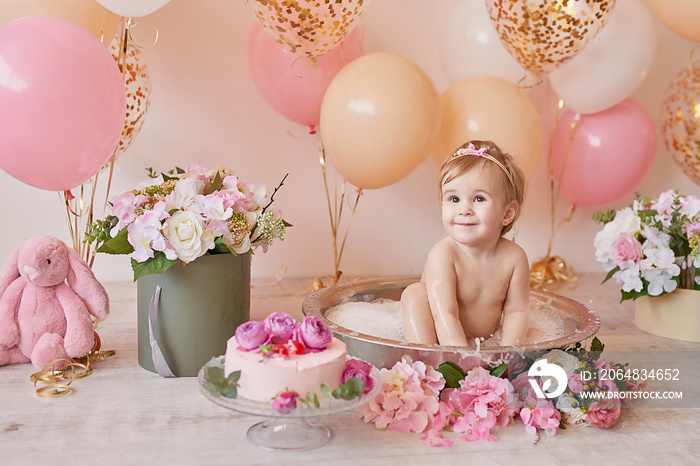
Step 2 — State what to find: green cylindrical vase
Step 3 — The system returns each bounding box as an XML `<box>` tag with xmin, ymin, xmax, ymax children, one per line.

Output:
<box><xmin>137</xmin><ymin>252</ymin><xmax>251</xmax><ymax>376</ymax></box>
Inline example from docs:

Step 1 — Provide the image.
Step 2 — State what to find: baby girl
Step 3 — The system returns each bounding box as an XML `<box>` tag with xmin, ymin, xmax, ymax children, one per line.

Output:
<box><xmin>401</xmin><ymin>140</ymin><xmax>530</xmax><ymax>347</ymax></box>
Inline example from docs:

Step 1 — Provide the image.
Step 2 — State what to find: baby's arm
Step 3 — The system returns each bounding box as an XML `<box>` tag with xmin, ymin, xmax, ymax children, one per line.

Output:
<box><xmin>499</xmin><ymin>246</ymin><xmax>530</xmax><ymax>346</ymax></box>
<box><xmin>423</xmin><ymin>245</ymin><xmax>469</xmax><ymax>346</ymax></box>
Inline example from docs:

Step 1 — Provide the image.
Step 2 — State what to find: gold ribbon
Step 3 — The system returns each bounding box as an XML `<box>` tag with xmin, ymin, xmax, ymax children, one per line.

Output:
<box><xmin>29</xmin><ymin>331</ymin><xmax>115</xmax><ymax>398</ymax></box>
<box><xmin>529</xmin><ymin>255</ymin><xmax>577</xmax><ymax>290</ymax></box>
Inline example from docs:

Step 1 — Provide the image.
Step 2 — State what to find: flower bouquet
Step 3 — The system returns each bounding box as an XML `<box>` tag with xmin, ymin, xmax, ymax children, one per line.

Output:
<box><xmin>86</xmin><ymin>165</ymin><xmax>289</xmax><ymax>280</ymax></box>
<box><xmin>356</xmin><ymin>338</ymin><xmax>643</xmax><ymax>446</ymax></box>
<box><xmin>86</xmin><ymin>165</ymin><xmax>289</xmax><ymax>376</ymax></box>
<box><xmin>593</xmin><ymin>190</ymin><xmax>700</xmax><ymax>301</ymax></box>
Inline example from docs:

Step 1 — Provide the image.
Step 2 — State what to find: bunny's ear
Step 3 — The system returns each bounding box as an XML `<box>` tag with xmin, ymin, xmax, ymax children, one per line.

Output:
<box><xmin>0</xmin><ymin>241</ymin><xmax>23</xmax><ymax>302</ymax></box>
<box><xmin>65</xmin><ymin>244</ymin><xmax>110</xmax><ymax>321</ymax></box>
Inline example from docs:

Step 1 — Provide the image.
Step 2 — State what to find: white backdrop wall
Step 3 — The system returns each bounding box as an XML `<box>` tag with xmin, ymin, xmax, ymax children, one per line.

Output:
<box><xmin>1</xmin><ymin>0</ymin><xmax>698</xmax><ymax>283</ymax></box>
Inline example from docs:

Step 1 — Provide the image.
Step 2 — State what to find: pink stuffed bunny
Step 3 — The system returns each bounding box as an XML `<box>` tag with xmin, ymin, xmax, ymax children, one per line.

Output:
<box><xmin>0</xmin><ymin>235</ymin><xmax>109</xmax><ymax>369</ymax></box>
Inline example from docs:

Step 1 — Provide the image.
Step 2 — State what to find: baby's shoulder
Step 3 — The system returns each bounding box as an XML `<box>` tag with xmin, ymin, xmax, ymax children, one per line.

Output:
<box><xmin>496</xmin><ymin>237</ymin><xmax>529</xmax><ymax>266</ymax></box>
<box><xmin>424</xmin><ymin>237</ymin><xmax>458</xmax><ymax>266</ymax></box>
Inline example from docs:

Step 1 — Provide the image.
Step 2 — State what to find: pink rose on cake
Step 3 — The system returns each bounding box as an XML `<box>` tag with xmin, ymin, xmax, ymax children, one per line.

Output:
<box><xmin>342</xmin><ymin>359</ymin><xmax>375</xmax><ymax>394</ymax></box>
<box><xmin>272</xmin><ymin>391</ymin><xmax>299</xmax><ymax>414</ymax></box>
<box><xmin>294</xmin><ymin>316</ymin><xmax>332</xmax><ymax>352</ymax></box>
<box><xmin>263</xmin><ymin>312</ymin><xmax>297</xmax><ymax>344</ymax></box>
<box><xmin>234</xmin><ymin>321</ymin><xmax>270</xmax><ymax>351</ymax></box>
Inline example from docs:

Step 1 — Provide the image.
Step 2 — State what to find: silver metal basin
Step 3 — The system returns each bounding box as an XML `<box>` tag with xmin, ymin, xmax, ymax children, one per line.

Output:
<box><xmin>302</xmin><ymin>277</ymin><xmax>601</xmax><ymax>369</ymax></box>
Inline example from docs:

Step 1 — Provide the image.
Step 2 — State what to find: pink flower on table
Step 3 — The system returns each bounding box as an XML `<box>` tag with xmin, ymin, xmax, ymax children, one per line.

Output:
<box><xmin>294</xmin><ymin>316</ymin><xmax>332</xmax><ymax>352</ymax></box>
<box><xmin>444</xmin><ymin>367</ymin><xmax>514</xmax><ymax>441</ymax></box>
<box><xmin>519</xmin><ymin>400</ymin><xmax>561</xmax><ymax>436</ymax></box>
<box><xmin>342</xmin><ymin>359</ymin><xmax>375</xmax><ymax>394</ymax></box>
<box><xmin>272</xmin><ymin>391</ymin><xmax>299</xmax><ymax>414</ymax></box>
<box><xmin>421</xmin><ymin>427</ymin><xmax>454</xmax><ymax>447</ymax></box>
<box><xmin>587</xmin><ymin>398</ymin><xmax>621</xmax><ymax>429</ymax></box>
<box><xmin>567</xmin><ymin>372</ymin><xmax>585</xmax><ymax>394</ymax></box>
<box><xmin>612</xmin><ymin>232</ymin><xmax>643</xmax><ymax>268</ymax></box>
<box><xmin>453</xmin><ymin>410</ymin><xmax>497</xmax><ymax>442</ymax></box>
<box><xmin>263</xmin><ymin>312</ymin><xmax>296</xmax><ymax>344</ymax></box>
<box><xmin>356</xmin><ymin>356</ymin><xmax>445</xmax><ymax>435</ymax></box>
<box><xmin>234</xmin><ymin>321</ymin><xmax>270</xmax><ymax>351</ymax></box>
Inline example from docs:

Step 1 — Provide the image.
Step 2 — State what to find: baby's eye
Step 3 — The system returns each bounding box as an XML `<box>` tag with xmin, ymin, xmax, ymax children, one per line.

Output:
<box><xmin>474</xmin><ymin>195</ymin><xmax>486</xmax><ymax>202</ymax></box>
<box><xmin>448</xmin><ymin>195</ymin><xmax>460</xmax><ymax>203</ymax></box>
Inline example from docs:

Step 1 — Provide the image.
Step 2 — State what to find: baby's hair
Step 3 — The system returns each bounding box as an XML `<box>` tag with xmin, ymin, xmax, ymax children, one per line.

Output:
<box><xmin>439</xmin><ymin>140</ymin><xmax>526</xmax><ymax>235</ymax></box>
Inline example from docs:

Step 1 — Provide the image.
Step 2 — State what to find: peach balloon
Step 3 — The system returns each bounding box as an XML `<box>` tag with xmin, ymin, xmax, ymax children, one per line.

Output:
<box><xmin>649</xmin><ymin>0</ymin><xmax>700</xmax><ymax>43</ymax></box>
<box><xmin>0</xmin><ymin>0</ymin><xmax>120</xmax><ymax>44</ymax></box>
<box><xmin>431</xmin><ymin>76</ymin><xmax>542</xmax><ymax>180</ymax></box>
<box><xmin>320</xmin><ymin>53</ymin><xmax>440</xmax><ymax>190</ymax></box>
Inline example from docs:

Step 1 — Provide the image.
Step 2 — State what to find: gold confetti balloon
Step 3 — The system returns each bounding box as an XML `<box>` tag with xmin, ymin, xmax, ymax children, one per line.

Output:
<box><xmin>244</xmin><ymin>0</ymin><xmax>369</xmax><ymax>58</ymax></box>
<box><xmin>106</xmin><ymin>39</ymin><xmax>152</xmax><ymax>165</ymax></box>
<box><xmin>484</xmin><ymin>0</ymin><xmax>616</xmax><ymax>74</ymax></box>
<box><xmin>660</xmin><ymin>62</ymin><xmax>700</xmax><ymax>186</ymax></box>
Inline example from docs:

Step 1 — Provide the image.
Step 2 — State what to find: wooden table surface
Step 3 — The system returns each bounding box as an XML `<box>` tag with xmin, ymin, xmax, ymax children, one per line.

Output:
<box><xmin>1</xmin><ymin>275</ymin><xmax>699</xmax><ymax>465</ymax></box>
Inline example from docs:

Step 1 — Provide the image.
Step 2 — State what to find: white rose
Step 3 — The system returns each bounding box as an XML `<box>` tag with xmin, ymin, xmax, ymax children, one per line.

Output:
<box><xmin>166</xmin><ymin>178</ymin><xmax>206</xmax><ymax>210</ymax></box>
<box><xmin>561</xmin><ymin>408</ymin><xmax>590</xmax><ymax>426</ymax></box>
<box><xmin>163</xmin><ymin>211</ymin><xmax>211</xmax><ymax>263</ymax></box>
<box><xmin>544</xmin><ymin>349</ymin><xmax>580</xmax><ymax>376</ymax></box>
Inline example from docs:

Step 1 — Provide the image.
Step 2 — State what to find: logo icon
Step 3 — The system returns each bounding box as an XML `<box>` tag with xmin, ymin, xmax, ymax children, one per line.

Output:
<box><xmin>528</xmin><ymin>359</ymin><xmax>568</xmax><ymax>399</ymax></box>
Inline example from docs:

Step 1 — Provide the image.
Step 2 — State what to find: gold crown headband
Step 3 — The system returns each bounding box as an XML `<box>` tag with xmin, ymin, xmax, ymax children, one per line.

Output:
<box><xmin>451</xmin><ymin>143</ymin><xmax>515</xmax><ymax>188</ymax></box>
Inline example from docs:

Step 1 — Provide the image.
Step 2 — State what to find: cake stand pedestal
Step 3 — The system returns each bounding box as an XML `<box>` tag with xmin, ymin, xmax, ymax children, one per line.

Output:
<box><xmin>198</xmin><ymin>356</ymin><xmax>380</xmax><ymax>451</ymax></box>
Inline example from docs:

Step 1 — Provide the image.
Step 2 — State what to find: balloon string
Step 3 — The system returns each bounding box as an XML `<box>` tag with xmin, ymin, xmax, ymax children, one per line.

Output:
<box><xmin>545</xmin><ymin>98</ymin><xmax>579</xmax><ymax>257</ymax></box>
<box><xmin>100</xmin><ymin>8</ymin><xmax>106</xmax><ymax>44</ymax></box>
<box><xmin>127</xmin><ymin>18</ymin><xmax>160</xmax><ymax>50</ymax></box>
<box><xmin>317</xmin><ymin>134</ymin><xmax>363</xmax><ymax>286</ymax></box>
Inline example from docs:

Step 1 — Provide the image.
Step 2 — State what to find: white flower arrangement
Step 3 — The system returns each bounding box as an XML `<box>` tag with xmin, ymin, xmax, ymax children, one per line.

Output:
<box><xmin>593</xmin><ymin>190</ymin><xmax>700</xmax><ymax>301</ymax></box>
<box><xmin>87</xmin><ymin>165</ymin><xmax>288</xmax><ymax>279</ymax></box>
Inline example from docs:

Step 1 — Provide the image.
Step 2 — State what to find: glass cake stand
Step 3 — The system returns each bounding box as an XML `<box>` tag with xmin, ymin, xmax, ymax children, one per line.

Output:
<box><xmin>198</xmin><ymin>356</ymin><xmax>381</xmax><ymax>451</ymax></box>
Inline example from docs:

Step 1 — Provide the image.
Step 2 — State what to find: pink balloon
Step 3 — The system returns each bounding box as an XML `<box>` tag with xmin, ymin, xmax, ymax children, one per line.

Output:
<box><xmin>552</xmin><ymin>98</ymin><xmax>656</xmax><ymax>208</ymax></box>
<box><xmin>248</xmin><ymin>23</ymin><xmax>363</xmax><ymax>132</ymax></box>
<box><xmin>0</xmin><ymin>16</ymin><xmax>125</xmax><ymax>192</ymax></box>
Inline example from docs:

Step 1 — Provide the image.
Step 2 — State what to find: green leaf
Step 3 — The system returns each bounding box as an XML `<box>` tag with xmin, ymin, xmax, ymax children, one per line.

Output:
<box><xmin>175</xmin><ymin>166</ymin><xmax>185</xmax><ymax>174</ymax></box>
<box><xmin>224</xmin><ymin>386</ymin><xmax>238</xmax><ymax>399</ymax></box>
<box><xmin>601</xmin><ymin>266</ymin><xmax>620</xmax><ymax>284</ymax></box>
<box><xmin>131</xmin><ymin>252</ymin><xmax>179</xmax><ymax>281</ymax></box>
<box><xmin>490</xmin><ymin>363</ymin><xmax>508</xmax><ymax>378</ymax></box>
<box><xmin>206</xmin><ymin>171</ymin><xmax>224</xmax><ymax>195</ymax></box>
<box><xmin>97</xmin><ymin>227</ymin><xmax>134</xmax><ymax>255</ymax></box>
<box><xmin>211</xmin><ymin>237</ymin><xmax>233</xmax><ymax>254</ymax></box>
<box><xmin>203</xmin><ymin>360</ymin><xmax>239</xmax><ymax>399</ymax></box>
<box><xmin>590</xmin><ymin>337</ymin><xmax>605</xmax><ymax>353</ymax></box>
<box><xmin>439</xmin><ymin>361</ymin><xmax>466</xmax><ymax>388</ymax></box>
<box><xmin>320</xmin><ymin>384</ymin><xmax>331</xmax><ymax>398</ymax></box>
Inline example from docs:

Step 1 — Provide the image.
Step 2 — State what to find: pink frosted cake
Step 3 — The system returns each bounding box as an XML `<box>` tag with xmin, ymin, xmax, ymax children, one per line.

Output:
<box><xmin>224</xmin><ymin>312</ymin><xmax>351</xmax><ymax>403</ymax></box>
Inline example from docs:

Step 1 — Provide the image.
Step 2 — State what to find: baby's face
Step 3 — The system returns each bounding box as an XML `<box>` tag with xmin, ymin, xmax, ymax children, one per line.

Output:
<box><xmin>440</xmin><ymin>167</ymin><xmax>514</xmax><ymax>247</ymax></box>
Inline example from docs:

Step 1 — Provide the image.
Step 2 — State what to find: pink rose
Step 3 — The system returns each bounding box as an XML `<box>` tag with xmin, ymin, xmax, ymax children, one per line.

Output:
<box><xmin>612</xmin><ymin>232</ymin><xmax>643</xmax><ymax>268</ymax></box>
<box><xmin>234</xmin><ymin>321</ymin><xmax>270</xmax><ymax>351</ymax></box>
<box><xmin>272</xmin><ymin>391</ymin><xmax>299</xmax><ymax>414</ymax></box>
<box><xmin>342</xmin><ymin>359</ymin><xmax>375</xmax><ymax>394</ymax></box>
<box><xmin>587</xmin><ymin>399</ymin><xmax>621</xmax><ymax>429</ymax></box>
<box><xmin>294</xmin><ymin>316</ymin><xmax>332</xmax><ymax>352</ymax></box>
<box><xmin>567</xmin><ymin>373</ymin><xmax>585</xmax><ymax>394</ymax></box>
<box><xmin>263</xmin><ymin>312</ymin><xmax>296</xmax><ymax>344</ymax></box>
